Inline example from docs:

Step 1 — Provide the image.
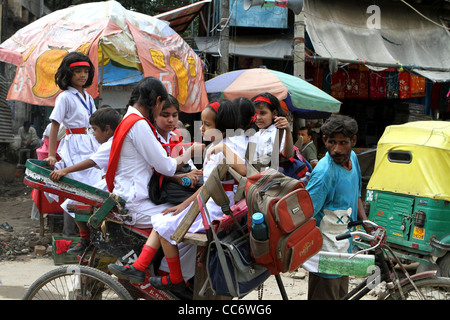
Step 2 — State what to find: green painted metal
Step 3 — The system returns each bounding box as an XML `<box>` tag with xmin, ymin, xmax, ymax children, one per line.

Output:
<box><xmin>25</xmin><ymin>159</ymin><xmax>127</xmax><ymax>226</ymax></box>
<box><xmin>366</xmin><ymin>189</ymin><xmax>450</xmax><ymax>258</ymax></box>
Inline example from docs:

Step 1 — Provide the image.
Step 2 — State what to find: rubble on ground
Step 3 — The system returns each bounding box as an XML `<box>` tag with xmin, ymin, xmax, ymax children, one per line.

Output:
<box><xmin>0</xmin><ymin>227</ymin><xmax>52</xmax><ymax>261</ymax></box>
<box><xmin>0</xmin><ymin>172</ymin><xmax>53</xmax><ymax>261</ymax></box>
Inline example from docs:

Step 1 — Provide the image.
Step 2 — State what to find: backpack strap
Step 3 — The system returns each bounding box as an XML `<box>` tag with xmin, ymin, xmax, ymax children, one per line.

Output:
<box><xmin>270</xmin><ymin>128</ymin><xmax>282</xmax><ymax>170</ymax></box>
<box><xmin>198</xmin><ymin>190</ymin><xmax>240</xmax><ymax>298</ymax></box>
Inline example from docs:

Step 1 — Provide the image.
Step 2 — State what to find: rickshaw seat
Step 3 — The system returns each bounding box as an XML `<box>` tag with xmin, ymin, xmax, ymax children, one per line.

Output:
<box><xmin>123</xmin><ymin>224</ymin><xmax>208</xmax><ymax>246</ymax></box>
<box><xmin>67</xmin><ymin>203</ymin><xmax>208</xmax><ymax>246</ymax></box>
<box><xmin>123</xmin><ymin>225</ymin><xmax>152</xmax><ymax>238</ymax></box>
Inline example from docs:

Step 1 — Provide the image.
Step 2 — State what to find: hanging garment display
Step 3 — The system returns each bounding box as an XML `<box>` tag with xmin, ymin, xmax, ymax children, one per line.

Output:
<box><xmin>369</xmin><ymin>71</ymin><xmax>386</xmax><ymax>99</ymax></box>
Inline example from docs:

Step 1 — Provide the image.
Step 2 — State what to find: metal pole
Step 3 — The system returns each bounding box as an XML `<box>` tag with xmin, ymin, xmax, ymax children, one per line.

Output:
<box><xmin>293</xmin><ymin>9</ymin><xmax>306</xmax><ymax>142</ymax></box>
<box><xmin>275</xmin><ymin>274</ymin><xmax>289</xmax><ymax>300</ymax></box>
<box><xmin>293</xmin><ymin>10</ymin><xmax>306</xmax><ymax>79</ymax></box>
<box><xmin>218</xmin><ymin>0</ymin><xmax>229</xmax><ymax>74</ymax></box>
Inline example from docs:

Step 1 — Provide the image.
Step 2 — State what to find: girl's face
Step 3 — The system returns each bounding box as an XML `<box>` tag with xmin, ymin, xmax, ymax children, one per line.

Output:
<box><xmin>71</xmin><ymin>67</ymin><xmax>90</xmax><ymax>91</ymax></box>
<box><xmin>155</xmin><ymin>105</ymin><xmax>178</xmax><ymax>137</ymax></box>
<box><xmin>200</xmin><ymin>107</ymin><xmax>217</xmax><ymax>142</ymax></box>
<box><xmin>254</xmin><ymin>103</ymin><xmax>277</xmax><ymax>129</ymax></box>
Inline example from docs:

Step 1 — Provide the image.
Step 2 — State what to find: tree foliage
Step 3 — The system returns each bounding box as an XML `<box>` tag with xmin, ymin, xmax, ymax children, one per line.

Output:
<box><xmin>44</xmin><ymin>0</ymin><xmax>192</xmax><ymax>16</ymax></box>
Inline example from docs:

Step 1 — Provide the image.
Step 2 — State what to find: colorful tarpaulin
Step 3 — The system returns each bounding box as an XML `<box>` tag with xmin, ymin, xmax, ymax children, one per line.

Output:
<box><xmin>154</xmin><ymin>0</ymin><xmax>211</xmax><ymax>33</ymax></box>
<box><xmin>0</xmin><ymin>1</ymin><xmax>207</xmax><ymax>113</ymax></box>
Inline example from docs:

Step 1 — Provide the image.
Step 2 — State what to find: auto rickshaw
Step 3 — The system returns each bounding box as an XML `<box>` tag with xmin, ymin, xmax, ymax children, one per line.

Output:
<box><xmin>363</xmin><ymin>121</ymin><xmax>450</xmax><ymax>277</ymax></box>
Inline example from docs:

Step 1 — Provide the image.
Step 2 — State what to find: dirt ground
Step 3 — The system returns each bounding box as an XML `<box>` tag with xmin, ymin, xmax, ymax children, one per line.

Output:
<box><xmin>0</xmin><ymin>170</ymin><xmax>56</xmax><ymax>299</ymax></box>
<box><xmin>0</xmin><ymin>170</ymin><xmax>53</xmax><ymax>260</ymax></box>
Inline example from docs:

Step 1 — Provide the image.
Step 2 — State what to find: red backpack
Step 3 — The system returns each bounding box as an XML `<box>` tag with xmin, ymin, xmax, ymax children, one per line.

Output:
<box><xmin>231</xmin><ymin>138</ymin><xmax>323</xmax><ymax>275</ymax></box>
<box><xmin>243</xmin><ymin>167</ymin><xmax>322</xmax><ymax>274</ymax></box>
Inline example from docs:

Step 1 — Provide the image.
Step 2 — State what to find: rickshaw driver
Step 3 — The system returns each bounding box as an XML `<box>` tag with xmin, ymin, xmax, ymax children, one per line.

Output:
<box><xmin>303</xmin><ymin>114</ymin><xmax>371</xmax><ymax>300</ymax></box>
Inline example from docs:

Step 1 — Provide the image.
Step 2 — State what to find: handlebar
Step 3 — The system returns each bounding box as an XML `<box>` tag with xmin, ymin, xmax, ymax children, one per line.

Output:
<box><xmin>335</xmin><ymin>220</ymin><xmax>381</xmax><ymax>242</ymax></box>
<box><xmin>336</xmin><ymin>220</ymin><xmax>386</xmax><ymax>258</ymax></box>
<box><xmin>336</xmin><ymin>231</ymin><xmax>377</xmax><ymax>242</ymax></box>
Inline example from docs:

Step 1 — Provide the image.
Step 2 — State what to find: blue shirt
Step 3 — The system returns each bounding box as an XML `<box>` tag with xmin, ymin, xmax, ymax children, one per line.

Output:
<box><xmin>306</xmin><ymin>151</ymin><xmax>361</xmax><ymax>278</ymax></box>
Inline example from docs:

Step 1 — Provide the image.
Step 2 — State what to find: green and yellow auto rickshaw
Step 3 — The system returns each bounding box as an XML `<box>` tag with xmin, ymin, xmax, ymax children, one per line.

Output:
<box><xmin>364</xmin><ymin>121</ymin><xmax>450</xmax><ymax>277</ymax></box>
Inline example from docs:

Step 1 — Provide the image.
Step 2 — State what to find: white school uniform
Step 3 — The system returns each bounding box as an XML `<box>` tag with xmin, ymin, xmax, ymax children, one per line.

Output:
<box><xmin>252</xmin><ymin>124</ymin><xmax>286</xmax><ymax>166</ymax></box>
<box><xmin>110</xmin><ymin>106</ymin><xmax>177</xmax><ymax>228</ymax></box>
<box><xmin>50</xmin><ymin>87</ymin><xmax>102</xmax><ymax>185</ymax></box>
<box><xmin>153</xmin><ymin>137</ymin><xmax>245</xmax><ymax>281</ymax></box>
<box><xmin>90</xmin><ymin>137</ymin><xmax>113</xmax><ymax>177</ymax></box>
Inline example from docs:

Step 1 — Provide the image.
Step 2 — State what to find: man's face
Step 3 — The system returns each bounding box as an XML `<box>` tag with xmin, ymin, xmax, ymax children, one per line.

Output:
<box><xmin>323</xmin><ymin>132</ymin><xmax>356</xmax><ymax>166</ymax></box>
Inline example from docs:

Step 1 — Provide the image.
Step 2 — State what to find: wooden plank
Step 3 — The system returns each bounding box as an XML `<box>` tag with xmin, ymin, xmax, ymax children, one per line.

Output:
<box><xmin>183</xmin><ymin>232</ymin><xmax>208</xmax><ymax>246</ymax></box>
<box><xmin>170</xmin><ymin>164</ymin><xmax>229</xmax><ymax>243</ymax></box>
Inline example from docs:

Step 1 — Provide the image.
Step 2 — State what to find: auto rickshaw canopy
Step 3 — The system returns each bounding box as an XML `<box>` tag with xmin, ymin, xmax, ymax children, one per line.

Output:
<box><xmin>367</xmin><ymin>121</ymin><xmax>450</xmax><ymax>201</ymax></box>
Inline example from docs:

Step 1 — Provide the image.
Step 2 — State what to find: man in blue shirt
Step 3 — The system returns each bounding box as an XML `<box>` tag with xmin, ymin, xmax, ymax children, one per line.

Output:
<box><xmin>305</xmin><ymin>114</ymin><xmax>369</xmax><ymax>300</ymax></box>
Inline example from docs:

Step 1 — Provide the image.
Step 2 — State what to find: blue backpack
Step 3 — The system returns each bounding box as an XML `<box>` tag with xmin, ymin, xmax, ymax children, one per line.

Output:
<box><xmin>279</xmin><ymin>153</ymin><xmax>312</xmax><ymax>181</ymax></box>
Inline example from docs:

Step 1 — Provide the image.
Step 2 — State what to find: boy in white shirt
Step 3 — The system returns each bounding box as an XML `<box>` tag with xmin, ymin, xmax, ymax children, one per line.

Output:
<box><xmin>49</xmin><ymin>106</ymin><xmax>122</xmax><ymax>254</ymax></box>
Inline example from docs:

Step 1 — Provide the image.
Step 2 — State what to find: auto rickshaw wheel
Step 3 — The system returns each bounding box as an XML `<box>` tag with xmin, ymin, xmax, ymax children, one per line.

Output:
<box><xmin>437</xmin><ymin>253</ymin><xmax>450</xmax><ymax>278</ymax></box>
<box><xmin>417</xmin><ymin>262</ymin><xmax>440</xmax><ymax>276</ymax></box>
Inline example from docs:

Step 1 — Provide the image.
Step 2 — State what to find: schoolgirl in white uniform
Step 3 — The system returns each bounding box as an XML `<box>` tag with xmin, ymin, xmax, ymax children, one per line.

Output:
<box><xmin>108</xmin><ymin>99</ymin><xmax>247</xmax><ymax>292</ymax></box>
<box><xmin>105</xmin><ymin>77</ymin><xmax>199</xmax><ymax>229</ymax></box>
<box><xmin>251</xmin><ymin>92</ymin><xmax>294</xmax><ymax>166</ymax></box>
<box><xmin>47</xmin><ymin>52</ymin><xmax>102</xmax><ymax>186</ymax></box>
<box><xmin>154</xmin><ymin>94</ymin><xmax>201</xmax><ymax>185</ymax></box>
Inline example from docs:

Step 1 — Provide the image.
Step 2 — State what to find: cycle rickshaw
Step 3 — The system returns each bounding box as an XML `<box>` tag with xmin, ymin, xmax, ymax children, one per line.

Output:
<box><xmin>22</xmin><ymin>158</ymin><xmax>450</xmax><ymax>300</ymax></box>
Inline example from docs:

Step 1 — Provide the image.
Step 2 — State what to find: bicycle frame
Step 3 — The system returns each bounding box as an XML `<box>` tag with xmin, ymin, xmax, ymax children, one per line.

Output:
<box><xmin>338</xmin><ymin>221</ymin><xmax>438</xmax><ymax>300</ymax></box>
<box><xmin>23</xmin><ymin>159</ymin><xmax>190</xmax><ymax>300</ymax></box>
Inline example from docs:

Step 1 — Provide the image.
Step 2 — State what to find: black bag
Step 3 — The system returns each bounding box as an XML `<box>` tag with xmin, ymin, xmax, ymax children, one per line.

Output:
<box><xmin>148</xmin><ymin>164</ymin><xmax>202</xmax><ymax>205</ymax></box>
<box><xmin>203</xmin><ymin>225</ymin><xmax>270</xmax><ymax>298</ymax></box>
<box><xmin>198</xmin><ymin>189</ymin><xmax>270</xmax><ymax>298</ymax></box>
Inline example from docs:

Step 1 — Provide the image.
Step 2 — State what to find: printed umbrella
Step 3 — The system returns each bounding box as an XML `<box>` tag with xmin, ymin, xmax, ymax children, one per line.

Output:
<box><xmin>205</xmin><ymin>68</ymin><xmax>341</xmax><ymax>118</ymax></box>
<box><xmin>0</xmin><ymin>0</ymin><xmax>207</xmax><ymax>113</ymax></box>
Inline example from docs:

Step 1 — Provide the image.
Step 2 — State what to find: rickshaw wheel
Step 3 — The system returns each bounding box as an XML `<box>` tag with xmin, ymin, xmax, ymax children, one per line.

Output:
<box><xmin>22</xmin><ymin>265</ymin><xmax>133</xmax><ymax>300</ymax></box>
<box><xmin>385</xmin><ymin>276</ymin><xmax>450</xmax><ymax>300</ymax></box>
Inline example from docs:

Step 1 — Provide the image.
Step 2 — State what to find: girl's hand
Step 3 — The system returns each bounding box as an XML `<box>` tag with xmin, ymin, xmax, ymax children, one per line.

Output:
<box><xmin>161</xmin><ymin>201</ymin><xmax>190</xmax><ymax>216</ymax></box>
<box><xmin>184</xmin><ymin>169</ymin><xmax>202</xmax><ymax>188</ymax></box>
<box><xmin>45</xmin><ymin>155</ymin><xmax>57</xmax><ymax>169</ymax></box>
<box><xmin>274</xmin><ymin>116</ymin><xmax>290</xmax><ymax>130</ymax></box>
<box><xmin>206</xmin><ymin>142</ymin><xmax>224</xmax><ymax>160</ymax></box>
<box><xmin>49</xmin><ymin>169</ymin><xmax>67</xmax><ymax>182</ymax></box>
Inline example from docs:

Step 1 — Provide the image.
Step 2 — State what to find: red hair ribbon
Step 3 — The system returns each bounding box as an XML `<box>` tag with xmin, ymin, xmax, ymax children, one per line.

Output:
<box><xmin>250</xmin><ymin>111</ymin><xmax>260</xmax><ymax>123</ymax></box>
<box><xmin>253</xmin><ymin>96</ymin><xmax>272</xmax><ymax>105</ymax></box>
<box><xmin>208</xmin><ymin>102</ymin><xmax>220</xmax><ymax>113</ymax></box>
<box><xmin>70</xmin><ymin>61</ymin><xmax>90</xmax><ymax>68</ymax></box>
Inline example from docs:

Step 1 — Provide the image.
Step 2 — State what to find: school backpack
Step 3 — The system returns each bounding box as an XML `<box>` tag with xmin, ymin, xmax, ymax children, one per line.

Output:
<box><xmin>278</xmin><ymin>153</ymin><xmax>312</xmax><ymax>181</ymax></box>
<box><xmin>231</xmin><ymin>139</ymin><xmax>323</xmax><ymax>275</ymax></box>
